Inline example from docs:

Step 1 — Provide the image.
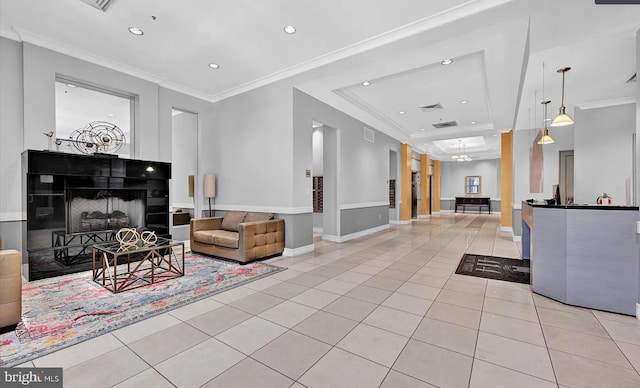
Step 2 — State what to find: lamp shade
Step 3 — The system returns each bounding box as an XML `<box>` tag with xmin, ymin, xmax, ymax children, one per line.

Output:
<box><xmin>538</xmin><ymin>129</ymin><xmax>554</xmax><ymax>145</ymax></box>
<box><xmin>188</xmin><ymin>175</ymin><xmax>195</xmax><ymax>198</ymax></box>
<box><xmin>551</xmin><ymin>108</ymin><xmax>574</xmax><ymax>127</ymax></box>
<box><xmin>204</xmin><ymin>174</ymin><xmax>216</xmax><ymax>198</ymax></box>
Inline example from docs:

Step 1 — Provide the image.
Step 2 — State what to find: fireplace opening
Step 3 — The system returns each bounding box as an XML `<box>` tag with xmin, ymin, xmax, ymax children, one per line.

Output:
<box><xmin>67</xmin><ymin>189</ymin><xmax>147</xmax><ymax>234</ymax></box>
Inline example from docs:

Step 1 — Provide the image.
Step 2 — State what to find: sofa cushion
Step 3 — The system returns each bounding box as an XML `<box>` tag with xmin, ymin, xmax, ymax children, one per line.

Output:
<box><xmin>221</xmin><ymin>211</ymin><xmax>247</xmax><ymax>232</ymax></box>
<box><xmin>244</xmin><ymin>212</ymin><xmax>274</xmax><ymax>222</ymax></box>
<box><xmin>193</xmin><ymin>230</ymin><xmax>239</xmax><ymax>249</ymax></box>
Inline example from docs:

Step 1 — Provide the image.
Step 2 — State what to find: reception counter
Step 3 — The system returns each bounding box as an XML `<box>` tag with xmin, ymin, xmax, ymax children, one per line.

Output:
<box><xmin>522</xmin><ymin>201</ymin><xmax>640</xmax><ymax>316</ymax></box>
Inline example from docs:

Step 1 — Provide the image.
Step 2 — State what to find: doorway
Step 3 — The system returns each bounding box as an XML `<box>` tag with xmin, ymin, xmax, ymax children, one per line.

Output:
<box><xmin>559</xmin><ymin>150</ymin><xmax>574</xmax><ymax>204</ymax></box>
<box><xmin>411</xmin><ymin>171</ymin><xmax>419</xmax><ymax>218</ymax></box>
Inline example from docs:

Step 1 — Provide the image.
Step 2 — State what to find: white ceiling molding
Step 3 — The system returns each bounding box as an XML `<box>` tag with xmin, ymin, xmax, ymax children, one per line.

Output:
<box><xmin>410</xmin><ymin>122</ymin><xmax>495</xmax><ymax>139</ymax></box>
<box><xmin>0</xmin><ymin>25</ymin><xmax>21</xmax><ymax>41</ymax></box>
<box><xmin>207</xmin><ymin>0</ymin><xmax>514</xmax><ymax>103</ymax></box>
<box><xmin>11</xmin><ymin>28</ymin><xmax>166</xmax><ymax>85</ymax></box>
<box><xmin>333</xmin><ymin>88</ymin><xmax>411</xmax><ymax>139</ymax></box>
<box><xmin>0</xmin><ymin>0</ymin><xmax>512</xmax><ymax>105</ymax></box>
<box><xmin>575</xmin><ymin>96</ymin><xmax>636</xmax><ymax>110</ymax></box>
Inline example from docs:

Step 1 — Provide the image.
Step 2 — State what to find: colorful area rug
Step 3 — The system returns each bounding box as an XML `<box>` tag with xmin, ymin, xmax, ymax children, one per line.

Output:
<box><xmin>0</xmin><ymin>253</ymin><xmax>284</xmax><ymax>367</ymax></box>
<box><xmin>455</xmin><ymin>253</ymin><xmax>530</xmax><ymax>284</ymax></box>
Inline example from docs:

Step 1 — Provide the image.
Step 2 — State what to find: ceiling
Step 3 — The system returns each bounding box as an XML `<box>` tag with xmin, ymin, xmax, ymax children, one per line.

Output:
<box><xmin>1</xmin><ymin>0</ymin><xmax>639</xmax><ymax>161</ymax></box>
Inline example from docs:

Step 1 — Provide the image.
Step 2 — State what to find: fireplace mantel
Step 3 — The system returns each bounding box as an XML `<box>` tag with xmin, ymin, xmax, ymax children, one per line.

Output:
<box><xmin>23</xmin><ymin>150</ymin><xmax>171</xmax><ymax>280</ymax></box>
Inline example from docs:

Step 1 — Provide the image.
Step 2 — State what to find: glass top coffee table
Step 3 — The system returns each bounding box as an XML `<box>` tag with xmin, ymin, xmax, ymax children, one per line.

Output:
<box><xmin>92</xmin><ymin>237</ymin><xmax>185</xmax><ymax>293</ymax></box>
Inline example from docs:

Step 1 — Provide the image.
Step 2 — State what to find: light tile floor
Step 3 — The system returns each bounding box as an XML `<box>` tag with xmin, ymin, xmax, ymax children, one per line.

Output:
<box><xmin>16</xmin><ymin>214</ymin><xmax>640</xmax><ymax>387</ymax></box>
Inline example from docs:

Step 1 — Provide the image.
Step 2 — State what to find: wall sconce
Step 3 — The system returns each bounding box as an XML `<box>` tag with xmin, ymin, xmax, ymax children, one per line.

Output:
<box><xmin>204</xmin><ymin>174</ymin><xmax>216</xmax><ymax>216</ymax></box>
<box><xmin>188</xmin><ymin>175</ymin><xmax>195</xmax><ymax>198</ymax></box>
<box><xmin>551</xmin><ymin>67</ymin><xmax>574</xmax><ymax>127</ymax></box>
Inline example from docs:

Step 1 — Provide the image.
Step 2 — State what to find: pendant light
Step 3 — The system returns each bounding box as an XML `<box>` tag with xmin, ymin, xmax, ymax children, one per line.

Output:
<box><xmin>451</xmin><ymin>140</ymin><xmax>471</xmax><ymax>161</ymax></box>
<box><xmin>551</xmin><ymin>67</ymin><xmax>574</xmax><ymax>127</ymax></box>
<box><xmin>538</xmin><ymin>100</ymin><xmax>554</xmax><ymax>145</ymax></box>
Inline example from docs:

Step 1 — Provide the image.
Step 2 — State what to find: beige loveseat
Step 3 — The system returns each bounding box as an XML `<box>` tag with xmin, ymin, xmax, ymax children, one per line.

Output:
<box><xmin>190</xmin><ymin>211</ymin><xmax>284</xmax><ymax>263</ymax></box>
<box><xmin>0</xmin><ymin>246</ymin><xmax>22</xmax><ymax>330</ymax></box>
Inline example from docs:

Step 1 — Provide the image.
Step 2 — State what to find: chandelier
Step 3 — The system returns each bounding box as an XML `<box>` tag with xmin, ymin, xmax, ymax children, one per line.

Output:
<box><xmin>451</xmin><ymin>140</ymin><xmax>472</xmax><ymax>162</ymax></box>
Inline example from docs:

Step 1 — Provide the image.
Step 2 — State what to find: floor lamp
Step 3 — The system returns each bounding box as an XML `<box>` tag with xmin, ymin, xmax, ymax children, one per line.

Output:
<box><xmin>204</xmin><ymin>174</ymin><xmax>216</xmax><ymax>216</ymax></box>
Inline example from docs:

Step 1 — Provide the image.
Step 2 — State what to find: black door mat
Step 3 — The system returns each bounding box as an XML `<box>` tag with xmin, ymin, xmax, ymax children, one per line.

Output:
<box><xmin>455</xmin><ymin>254</ymin><xmax>530</xmax><ymax>284</ymax></box>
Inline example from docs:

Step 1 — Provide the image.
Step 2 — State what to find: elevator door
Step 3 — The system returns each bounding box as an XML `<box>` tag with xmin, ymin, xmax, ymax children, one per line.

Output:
<box><xmin>411</xmin><ymin>171</ymin><xmax>419</xmax><ymax>218</ymax></box>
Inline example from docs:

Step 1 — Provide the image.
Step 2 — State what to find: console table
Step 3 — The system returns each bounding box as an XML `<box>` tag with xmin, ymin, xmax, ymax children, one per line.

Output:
<box><xmin>455</xmin><ymin>197</ymin><xmax>491</xmax><ymax>213</ymax></box>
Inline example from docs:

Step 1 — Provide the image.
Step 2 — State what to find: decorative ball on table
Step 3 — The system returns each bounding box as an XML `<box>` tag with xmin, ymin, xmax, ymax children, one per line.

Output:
<box><xmin>116</xmin><ymin>228</ymin><xmax>140</xmax><ymax>252</ymax></box>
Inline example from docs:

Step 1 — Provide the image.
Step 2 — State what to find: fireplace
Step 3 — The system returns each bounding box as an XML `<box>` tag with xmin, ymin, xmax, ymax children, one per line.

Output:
<box><xmin>24</xmin><ymin>150</ymin><xmax>171</xmax><ymax>280</ymax></box>
<box><xmin>67</xmin><ymin>189</ymin><xmax>146</xmax><ymax>234</ymax></box>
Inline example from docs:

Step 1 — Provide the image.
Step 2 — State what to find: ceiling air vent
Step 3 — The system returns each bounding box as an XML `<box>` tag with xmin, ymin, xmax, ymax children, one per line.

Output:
<box><xmin>80</xmin><ymin>0</ymin><xmax>116</xmax><ymax>11</ymax></box>
<box><xmin>419</xmin><ymin>103</ymin><xmax>444</xmax><ymax>112</ymax></box>
<box><xmin>364</xmin><ymin>127</ymin><xmax>375</xmax><ymax>143</ymax></box>
<box><xmin>432</xmin><ymin>121</ymin><xmax>458</xmax><ymax>129</ymax></box>
<box><xmin>626</xmin><ymin>72</ymin><xmax>637</xmax><ymax>83</ymax></box>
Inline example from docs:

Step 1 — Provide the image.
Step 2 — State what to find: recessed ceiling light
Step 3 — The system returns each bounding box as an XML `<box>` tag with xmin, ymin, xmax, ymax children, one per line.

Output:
<box><xmin>441</xmin><ymin>59</ymin><xmax>454</xmax><ymax>65</ymax></box>
<box><xmin>66</xmin><ymin>83</ymin><xmax>77</xmax><ymax>88</ymax></box>
<box><xmin>284</xmin><ymin>25</ymin><xmax>296</xmax><ymax>34</ymax></box>
<box><xmin>108</xmin><ymin>113</ymin><xmax>114</xmax><ymax>117</ymax></box>
<box><xmin>420</xmin><ymin>128</ymin><xmax>425</xmax><ymax>131</ymax></box>
<box><xmin>399</xmin><ymin>111</ymin><xmax>405</xmax><ymax>115</ymax></box>
<box><xmin>460</xmin><ymin>100</ymin><xmax>468</xmax><ymax>104</ymax></box>
<box><xmin>208</xmin><ymin>63</ymin><xmax>220</xmax><ymax>69</ymax></box>
<box><xmin>362</xmin><ymin>81</ymin><xmax>371</xmax><ymax>86</ymax></box>
<box><xmin>128</xmin><ymin>27</ymin><xmax>144</xmax><ymax>36</ymax></box>
<box><xmin>492</xmin><ymin>134</ymin><xmax>498</xmax><ymax>137</ymax></box>
<box><xmin>470</xmin><ymin>121</ymin><xmax>476</xmax><ymax>125</ymax></box>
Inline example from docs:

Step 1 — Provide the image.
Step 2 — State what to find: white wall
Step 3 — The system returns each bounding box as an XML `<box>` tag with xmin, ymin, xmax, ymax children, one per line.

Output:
<box><xmin>171</xmin><ymin>111</ymin><xmax>197</xmax><ymax>208</ymax></box>
<box><xmin>513</xmin><ymin>126</ymin><xmax>575</xmax><ymax>205</ymax></box>
<box><xmin>574</xmin><ymin>104</ymin><xmax>635</xmax><ymax>205</ymax></box>
<box><xmin>0</xmin><ymin>37</ymin><xmax>24</xmax><ymax>223</ymax></box>
<box><xmin>441</xmin><ymin>159</ymin><xmax>501</xmax><ymax>199</ymax></box>
<box><xmin>312</xmin><ymin>127</ymin><xmax>324</xmax><ymax>176</ymax></box>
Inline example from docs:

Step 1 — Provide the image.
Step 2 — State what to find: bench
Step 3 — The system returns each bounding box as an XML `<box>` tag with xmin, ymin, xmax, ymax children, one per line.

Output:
<box><xmin>455</xmin><ymin>197</ymin><xmax>491</xmax><ymax>214</ymax></box>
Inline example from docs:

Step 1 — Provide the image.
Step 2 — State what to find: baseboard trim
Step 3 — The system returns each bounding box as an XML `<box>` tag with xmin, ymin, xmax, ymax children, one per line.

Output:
<box><xmin>323</xmin><ymin>224</ymin><xmax>390</xmax><ymax>243</ymax></box>
<box><xmin>636</xmin><ymin>303</ymin><xmax>640</xmax><ymax>320</ymax></box>
<box><xmin>390</xmin><ymin>220</ymin><xmax>412</xmax><ymax>225</ymax></box>
<box><xmin>312</xmin><ymin>227</ymin><xmax>323</xmax><ymax>234</ymax></box>
<box><xmin>512</xmin><ymin>236</ymin><xmax>522</xmax><ymax>243</ymax></box>
<box><xmin>500</xmin><ymin>226</ymin><xmax>513</xmax><ymax>233</ymax></box>
<box><xmin>417</xmin><ymin>215</ymin><xmax>431</xmax><ymax>219</ymax></box>
<box><xmin>283</xmin><ymin>244</ymin><xmax>315</xmax><ymax>257</ymax></box>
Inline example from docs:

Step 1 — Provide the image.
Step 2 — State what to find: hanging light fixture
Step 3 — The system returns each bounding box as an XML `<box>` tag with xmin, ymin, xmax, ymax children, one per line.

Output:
<box><xmin>538</xmin><ymin>100</ymin><xmax>554</xmax><ymax>145</ymax></box>
<box><xmin>451</xmin><ymin>140</ymin><xmax>472</xmax><ymax>162</ymax></box>
<box><xmin>551</xmin><ymin>67</ymin><xmax>574</xmax><ymax>127</ymax></box>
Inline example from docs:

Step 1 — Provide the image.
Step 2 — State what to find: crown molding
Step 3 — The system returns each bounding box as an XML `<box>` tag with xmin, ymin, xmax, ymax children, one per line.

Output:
<box><xmin>575</xmin><ymin>96</ymin><xmax>636</xmax><ymax>110</ymax></box>
<box><xmin>1</xmin><ymin>0</ymin><xmax>511</xmax><ymax>104</ymax></box>
<box><xmin>207</xmin><ymin>0</ymin><xmax>513</xmax><ymax>102</ymax></box>
<box><xmin>0</xmin><ymin>25</ymin><xmax>21</xmax><ymax>41</ymax></box>
<box><xmin>333</xmin><ymin>88</ymin><xmax>411</xmax><ymax>139</ymax></box>
<box><xmin>12</xmin><ymin>27</ymin><xmax>167</xmax><ymax>85</ymax></box>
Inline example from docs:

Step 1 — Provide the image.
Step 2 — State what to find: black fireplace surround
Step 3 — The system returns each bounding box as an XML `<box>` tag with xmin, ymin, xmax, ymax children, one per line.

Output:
<box><xmin>23</xmin><ymin>150</ymin><xmax>171</xmax><ymax>280</ymax></box>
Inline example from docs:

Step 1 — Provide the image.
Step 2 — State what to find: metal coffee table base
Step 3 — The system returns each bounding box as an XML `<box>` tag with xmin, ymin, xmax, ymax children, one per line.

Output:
<box><xmin>93</xmin><ymin>242</ymin><xmax>185</xmax><ymax>293</ymax></box>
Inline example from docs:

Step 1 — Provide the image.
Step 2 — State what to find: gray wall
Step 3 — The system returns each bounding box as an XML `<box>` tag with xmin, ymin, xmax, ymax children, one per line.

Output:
<box><xmin>0</xmin><ymin>38</ymin><xmax>219</xmax><ymax>252</ymax></box>
<box><xmin>341</xmin><ymin>206</ymin><xmax>390</xmax><ymax>236</ymax></box>
<box><xmin>441</xmin><ymin>159</ymin><xmax>501</xmax><ymax>199</ymax></box>
<box><xmin>158</xmin><ymin>87</ymin><xmax>216</xmax><ymax>219</ymax></box>
<box><xmin>513</xmin><ymin>126</ymin><xmax>574</xmax><ymax>203</ymax></box>
<box><xmin>0</xmin><ymin>38</ymin><xmax>25</xmax><ymax>252</ymax></box>
<box><xmin>512</xmin><ymin>126</ymin><xmax>574</xmax><ymax>236</ymax></box>
<box><xmin>312</xmin><ymin>126</ymin><xmax>324</xmax><ymax>230</ymax></box>
<box><xmin>574</xmin><ymin>104</ymin><xmax>635</xmax><ymax>205</ymax></box>
<box><xmin>293</xmin><ymin>89</ymin><xmax>400</xmax><ymax>239</ymax></box>
<box><xmin>171</xmin><ymin>111</ymin><xmax>198</xmax><ymax>207</ymax></box>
